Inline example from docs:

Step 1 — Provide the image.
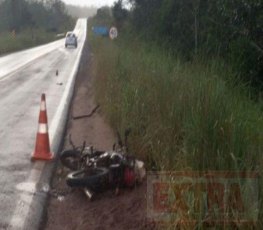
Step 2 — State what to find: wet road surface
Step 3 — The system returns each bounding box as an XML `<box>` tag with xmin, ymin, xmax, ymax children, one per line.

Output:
<box><xmin>0</xmin><ymin>19</ymin><xmax>87</xmax><ymax>229</ymax></box>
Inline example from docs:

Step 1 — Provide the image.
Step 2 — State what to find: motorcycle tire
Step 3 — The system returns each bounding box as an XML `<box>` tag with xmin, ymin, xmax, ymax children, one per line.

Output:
<box><xmin>66</xmin><ymin>167</ymin><xmax>109</xmax><ymax>191</ymax></box>
<box><xmin>60</xmin><ymin>150</ymin><xmax>81</xmax><ymax>170</ymax></box>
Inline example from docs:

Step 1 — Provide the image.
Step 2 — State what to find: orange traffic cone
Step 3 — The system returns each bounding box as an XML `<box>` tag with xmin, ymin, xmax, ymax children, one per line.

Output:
<box><xmin>31</xmin><ymin>94</ymin><xmax>53</xmax><ymax>161</ymax></box>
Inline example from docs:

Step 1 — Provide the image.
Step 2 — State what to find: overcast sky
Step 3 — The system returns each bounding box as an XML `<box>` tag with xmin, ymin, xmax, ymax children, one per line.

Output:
<box><xmin>61</xmin><ymin>0</ymin><xmax>116</xmax><ymax>7</ymax></box>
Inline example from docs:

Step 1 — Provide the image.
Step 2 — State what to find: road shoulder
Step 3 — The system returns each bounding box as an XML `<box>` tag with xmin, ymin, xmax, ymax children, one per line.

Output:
<box><xmin>43</xmin><ymin>40</ymin><xmax>148</xmax><ymax>230</ymax></box>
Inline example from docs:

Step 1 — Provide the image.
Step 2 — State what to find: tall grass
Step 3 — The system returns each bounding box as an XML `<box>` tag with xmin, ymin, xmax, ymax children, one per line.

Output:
<box><xmin>88</xmin><ymin>25</ymin><xmax>263</xmax><ymax>226</ymax></box>
<box><xmin>90</xmin><ymin>33</ymin><xmax>262</xmax><ymax>171</ymax></box>
<box><xmin>0</xmin><ymin>29</ymin><xmax>60</xmax><ymax>55</ymax></box>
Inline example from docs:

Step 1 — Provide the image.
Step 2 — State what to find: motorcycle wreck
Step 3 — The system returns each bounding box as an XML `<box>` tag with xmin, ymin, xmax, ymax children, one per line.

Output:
<box><xmin>60</xmin><ymin>129</ymin><xmax>146</xmax><ymax>200</ymax></box>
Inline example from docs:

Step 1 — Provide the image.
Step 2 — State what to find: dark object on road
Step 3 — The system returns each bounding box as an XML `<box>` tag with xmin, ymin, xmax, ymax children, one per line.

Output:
<box><xmin>60</xmin><ymin>130</ymin><xmax>145</xmax><ymax>200</ymax></box>
<box><xmin>73</xmin><ymin>105</ymin><xmax>100</xmax><ymax>120</ymax></box>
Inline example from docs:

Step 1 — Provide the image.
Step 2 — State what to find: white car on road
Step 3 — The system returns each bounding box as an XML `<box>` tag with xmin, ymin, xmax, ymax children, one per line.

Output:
<box><xmin>65</xmin><ymin>31</ymin><xmax>78</xmax><ymax>48</ymax></box>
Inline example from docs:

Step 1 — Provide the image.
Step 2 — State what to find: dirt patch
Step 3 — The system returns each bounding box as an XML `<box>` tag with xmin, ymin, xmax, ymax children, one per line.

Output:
<box><xmin>44</xmin><ymin>40</ymin><xmax>149</xmax><ymax>230</ymax></box>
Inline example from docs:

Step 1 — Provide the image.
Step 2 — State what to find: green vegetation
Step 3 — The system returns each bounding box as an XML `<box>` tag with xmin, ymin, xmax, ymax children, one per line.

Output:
<box><xmin>0</xmin><ymin>29</ymin><xmax>59</xmax><ymax>55</ymax></box>
<box><xmin>88</xmin><ymin>0</ymin><xmax>263</xmax><ymax>171</ymax></box>
<box><xmin>88</xmin><ymin>1</ymin><xmax>263</xmax><ymax>226</ymax></box>
<box><xmin>0</xmin><ymin>0</ymin><xmax>74</xmax><ymax>54</ymax></box>
<box><xmin>89</xmin><ymin>28</ymin><xmax>263</xmax><ymax>228</ymax></box>
<box><xmin>117</xmin><ymin>0</ymin><xmax>263</xmax><ymax>91</ymax></box>
<box><xmin>89</xmin><ymin>31</ymin><xmax>263</xmax><ymax>171</ymax></box>
<box><xmin>91</xmin><ymin>6</ymin><xmax>114</xmax><ymax>27</ymax></box>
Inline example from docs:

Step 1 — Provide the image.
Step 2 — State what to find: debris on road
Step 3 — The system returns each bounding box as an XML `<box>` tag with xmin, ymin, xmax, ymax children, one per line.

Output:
<box><xmin>72</xmin><ymin>104</ymin><xmax>100</xmax><ymax>120</ymax></box>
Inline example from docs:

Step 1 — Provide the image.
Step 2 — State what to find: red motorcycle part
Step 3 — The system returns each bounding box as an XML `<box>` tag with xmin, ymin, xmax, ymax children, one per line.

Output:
<box><xmin>124</xmin><ymin>167</ymin><xmax>136</xmax><ymax>187</ymax></box>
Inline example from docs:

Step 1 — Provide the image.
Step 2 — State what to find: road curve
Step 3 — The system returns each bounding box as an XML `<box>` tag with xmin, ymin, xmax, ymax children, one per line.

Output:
<box><xmin>0</xmin><ymin>19</ymin><xmax>87</xmax><ymax>229</ymax></box>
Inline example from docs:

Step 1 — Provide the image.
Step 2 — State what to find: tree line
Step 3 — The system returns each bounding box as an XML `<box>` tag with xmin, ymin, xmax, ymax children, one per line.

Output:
<box><xmin>0</xmin><ymin>0</ymin><xmax>74</xmax><ymax>33</ymax></box>
<box><xmin>112</xmin><ymin>0</ymin><xmax>262</xmax><ymax>89</ymax></box>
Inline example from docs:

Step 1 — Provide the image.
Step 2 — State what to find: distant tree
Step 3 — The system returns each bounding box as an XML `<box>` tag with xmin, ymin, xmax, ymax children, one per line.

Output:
<box><xmin>0</xmin><ymin>0</ymin><xmax>73</xmax><ymax>33</ymax></box>
<box><xmin>97</xmin><ymin>7</ymin><xmax>112</xmax><ymax>20</ymax></box>
<box><xmin>127</xmin><ymin>0</ymin><xmax>263</xmax><ymax>87</ymax></box>
<box><xmin>112</xmin><ymin>0</ymin><xmax>128</xmax><ymax>28</ymax></box>
<box><xmin>95</xmin><ymin>6</ymin><xmax>113</xmax><ymax>25</ymax></box>
<box><xmin>27</xmin><ymin>1</ymin><xmax>50</xmax><ymax>28</ymax></box>
<box><xmin>43</xmin><ymin>0</ymin><xmax>73</xmax><ymax>31</ymax></box>
<box><xmin>0</xmin><ymin>0</ymin><xmax>32</xmax><ymax>31</ymax></box>
<box><xmin>128</xmin><ymin>0</ymin><xmax>161</xmax><ymax>32</ymax></box>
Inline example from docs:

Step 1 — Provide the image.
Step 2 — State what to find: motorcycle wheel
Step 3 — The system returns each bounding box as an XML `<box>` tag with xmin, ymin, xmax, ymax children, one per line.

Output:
<box><xmin>66</xmin><ymin>167</ymin><xmax>109</xmax><ymax>191</ymax></box>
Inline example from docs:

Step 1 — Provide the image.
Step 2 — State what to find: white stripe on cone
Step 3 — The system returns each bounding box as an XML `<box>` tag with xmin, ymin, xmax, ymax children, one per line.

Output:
<box><xmin>38</xmin><ymin>123</ymin><xmax>48</xmax><ymax>134</ymax></box>
<box><xmin>40</xmin><ymin>101</ymin><xmax>46</xmax><ymax>111</ymax></box>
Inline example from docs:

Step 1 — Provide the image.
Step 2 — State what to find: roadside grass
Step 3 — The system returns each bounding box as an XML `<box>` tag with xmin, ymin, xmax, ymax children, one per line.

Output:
<box><xmin>0</xmin><ymin>29</ymin><xmax>61</xmax><ymax>55</ymax></box>
<box><xmin>90</xmin><ymin>34</ymin><xmax>262</xmax><ymax>170</ymax></box>
<box><xmin>88</xmin><ymin>25</ymin><xmax>263</xmax><ymax>226</ymax></box>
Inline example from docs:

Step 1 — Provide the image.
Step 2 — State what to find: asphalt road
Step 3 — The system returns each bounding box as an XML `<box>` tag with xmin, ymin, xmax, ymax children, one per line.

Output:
<box><xmin>0</xmin><ymin>19</ymin><xmax>87</xmax><ymax>229</ymax></box>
